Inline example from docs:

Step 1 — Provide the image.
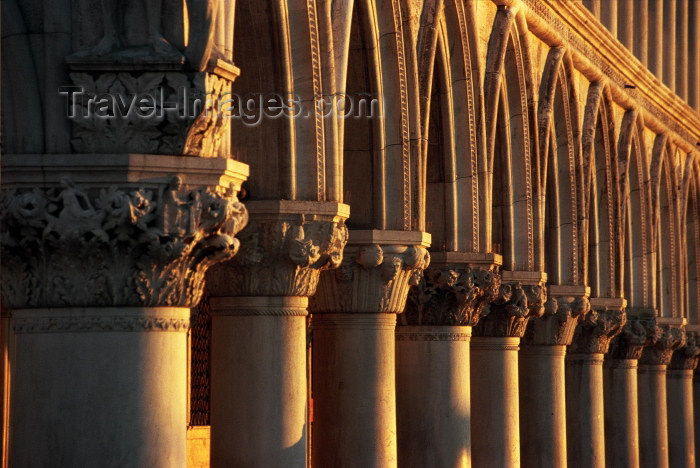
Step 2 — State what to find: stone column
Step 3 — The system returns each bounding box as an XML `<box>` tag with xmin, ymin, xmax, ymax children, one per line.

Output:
<box><xmin>395</xmin><ymin>253</ymin><xmax>501</xmax><ymax>468</ymax></box>
<box><xmin>566</xmin><ymin>298</ymin><xmax>626</xmax><ymax>468</ymax></box>
<box><xmin>648</xmin><ymin>0</ymin><xmax>664</xmax><ymax>79</ymax></box>
<box><xmin>0</xmin><ymin>307</ymin><xmax>11</xmax><ymax>468</ymax></box>
<box><xmin>667</xmin><ymin>330</ymin><xmax>699</xmax><ymax>468</ymax></box>
<box><xmin>205</xmin><ymin>201</ymin><xmax>349</xmax><ymax>468</ymax></box>
<box><xmin>520</xmin><ymin>285</ymin><xmax>590</xmax><ymax>468</ymax></box>
<box><xmin>310</xmin><ymin>230</ymin><xmax>431</xmax><ymax>468</ymax></box>
<box><xmin>472</xmin><ymin>271</ymin><xmax>547</xmax><ymax>468</ymax></box>
<box><xmin>638</xmin><ymin>321</ymin><xmax>686</xmax><ymax>468</ymax></box>
<box><xmin>1</xmin><ymin>154</ymin><xmax>248</xmax><ymax>466</ymax></box>
<box><xmin>662</xmin><ymin>0</ymin><xmax>677</xmax><ymax>91</ymax></box>
<box><xmin>604</xmin><ymin>313</ymin><xmax>659</xmax><ymax>468</ymax></box>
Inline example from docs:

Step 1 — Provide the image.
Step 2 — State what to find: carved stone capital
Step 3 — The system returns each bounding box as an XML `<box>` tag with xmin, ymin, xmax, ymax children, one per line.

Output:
<box><xmin>670</xmin><ymin>331</ymin><xmax>700</xmax><ymax>370</ymax></box>
<box><xmin>523</xmin><ymin>285</ymin><xmax>591</xmax><ymax>345</ymax></box>
<box><xmin>608</xmin><ymin>313</ymin><xmax>661</xmax><ymax>360</ymax></box>
<box><xmin>640</xmin><ymin>323</ymin><xmax>687</xmax><ymax>366</ymax></box>
<box><xmin>474</xmin><ymin>271</ymin><xmax>547</xmax><ymax>338</ymax></box>
<box><xmin>400</xmin><ymin>259</ymin><xmax>501</xmax><ymax>326</ymax></box>
<box><xmin>1</xmin><ymin>154</ymin><xmax>248</xmax><ymax>309</ymax></box>
<box><xmin>569</xmin><ymin>298</ymin><xmax>627</xmax><ymax>354</ymax></box>
<box><xmin>310</xmin><ymin>230</ymin><xmax>431</xmax><ymax>314</ymax></box>
<box><xmin>65</xmin><ymin>59</ymin><xmax>239</xmax><ymax>157</ymax></box>
<box><xmin>206</xmin><ymin>201</ymin><xmax>349</xmax><ymax>298</ymax></box>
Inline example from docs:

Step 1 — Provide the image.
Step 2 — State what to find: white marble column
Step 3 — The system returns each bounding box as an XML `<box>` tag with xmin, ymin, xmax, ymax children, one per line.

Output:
<box><xmin>648</xmin><ymin>0</ymin><xmax>664</xmax><ymax>79</ymax></box>
<box><xmin>617</xmin><ymin>0</ymin><xmax>635</xmax><ymax>51</ymax></box>
<box><xmin>310</xmin><ymin>230</ymin><xmax>431</xmax><ymax>468</ymax></box>
<box><xmin>1</xmin><ymin>154</ymin><xmax>249</xmax><ymax>466</ymax></box>
<box><xmin>600</xmin><ymin>0</ymin><xmax>618</xmax><ymax>37</ymax></box>
<box><xmin>566</xmin><ymin>300</ymin><xmax>626</xmax><ymax>468</ymax></box>
<box><xmin>519</xmin><ymin>286</ymin><xmax>590</xmax><ymax>468</ymax></box>
<box><xmin>395</xmin><ymin>254</ymin><xmax>501</xmax><ymax>468</ymax></box>
<box><xmin>675</xmin><ymin>0</ymin><xmax>689</xmax><ymax>99</ymax></box>
<box><xmin>10</xmin><ymin>307</ymin><xmax>190</xmax><ymax>466</ymax></box>
<box><xmin>667</xmin><ymin>330</ymin><xmax>698</xmax><ymax>468</ymax></box>
<box><xmin>638</xmin><ymin>322</ymin><xmax>685</xmax><ymax>468</ymax></box>
<box><xmin>472</xmin><ymin>271</ymin><xmax>547</xmax><ymax>468</ymax></box>
<box><xmin>205</xmin><ymin>201</ymin><xmax>349</xmax><ymax>468</ymax></box>
<box><xmin>604</xmin><ymin>314</ymin><xmax>658</xmax><ymax>468</ymax></box>
<box><xmin>662</xmin><ymin>0</ymin><xmax>677</xmax><ymax>91</ymax></box>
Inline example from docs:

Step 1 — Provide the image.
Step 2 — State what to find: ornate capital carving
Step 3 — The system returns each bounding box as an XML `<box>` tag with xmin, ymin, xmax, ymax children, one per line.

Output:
<box><xmin>569</xmin><ymin>305</ymin><xmax>626</xmax><ymax>354</ymax></box>
<box><xmin>400</xmin><ymin>264</ymin><xmax>501</xmax><ymax>326</ymax></box>
<box><xmin>670</xmin><ymin>331</ymin><xmax>700</xmax><ymax>370</ymax></box>
<box><xmin>640</xmin><ymin>324</ymin><xmax>687</xmax><ymax>366</ymax></box>
<box><xmin>2</xmin><ymin>170</ymin><xmax>247</xmax><ymax>309</ymax></box>
<box><xmin>523</xmin><ymin>292</ymin><xmax>591</xmax><ymax>345</ymax></box>
<box><xmin>608</xmin><ymin>316</ymin><xmax>662</xmax><ymax>360</ymax></box>
<box><xmin>474</xmin><ymin>279</ymin><xmax>547</xmax><ymax>338</ymax></box>
<box><xmin>206</xmin><ymin>201</ymin><xmax>349</xmax><ymax>298</ymax></box>
<box><xmin>66</xmin><ymin>60</ymin><xmax>239</xmax><ymax>157</ymax></box>
<box><xmin>310</xmin><ymin>231</ymin><xmax>431</xmax><ymax>314</ymax></box>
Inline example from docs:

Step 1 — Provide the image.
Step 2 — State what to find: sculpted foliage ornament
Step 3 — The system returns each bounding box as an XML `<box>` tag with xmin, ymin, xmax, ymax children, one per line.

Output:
<box><xmin>206</xmin><ymin>213</ymin><xmax>348</xmax><ymax>297</ymax></box>
<box><xmin>670</xmin><ymin>331</ymin><xmax>700</xmax><ymax>370</ymax></box>
<box><xmin>475</xmin><ymin>282</ymin><xmax>547</xmax><ymax>337</ymax></box>
<box><xmin>401</xmin><ymin>266</ymin><xmax>501</xmax><ymax>326</ymax></box>
<box><xmin>1</xmin><ymin>176</ymin><xmax>247</xmax><ymax>309</ymax></box>
<box><xmin>311</xmin><ymin>243</ymin><xmax>431</xmax><ymax>314</ymax></box>
<box><xmin>570</xmin><ymin>307</ymin><xmax>627</xmax><ymax>354</ymax></box>
<box><xmin>523</xmin><ymin>294</ymin><xmax>591</xmax><ymax>345</ymax></box>
<box><xmin>640</xmin><ymin>324</ymin><xmax>687</xmax><ymax>365</ymax></box>
<box><xmin>608</xmin><ymin>317</ymin><xmax>662</xmax><ymax>360</ymax></box>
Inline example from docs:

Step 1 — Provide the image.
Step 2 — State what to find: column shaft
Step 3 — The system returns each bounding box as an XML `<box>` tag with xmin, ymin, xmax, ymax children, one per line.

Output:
<box><xmin>312</xmin><ymin>313</ymin><xmax>398</xmax><ymax>467</ymax></box>
<box><xmin>617</xmin><ymin>0</ymin><xmax>635</xmax><ymax>51</ymax></box>
<box><xmin>9</xmin><ymin>307</ymin><xmax>189</xmax><ymax>467</ymax></box>
<box><xmin>694</xmin><ymin>373</ymin><xmax>700</xmax><ymax>463</ymax></box>
<box><xmin>648</xmin><ymin>0</ymin><xmax>664</xmax><ymax>78</ymax></box>
<box><xmin>662</xmin><ymin>0</ymin><xmax>677</xmax><ymax>90</ymax></box>
<box><xmin>633</xmin><ymin>0</ymin><xmax>649</xmax><ymax>65</ymax></box>
<box><xmin>675</xmin><ymin>0</ymin><xmax>689</xmax><ymax>98</ymax></box>
<box><xmin>688</xmin><ymin>0</ymin><xmax>700</xmax><ymax>110</ymax></box>
<box><xmin>210</xmin><ymin>297</ymin><xmax>308</xmax><ymax>468</ymax></box>
<box><xmin>638</xmin><ymin>364</ymin><xmax>669</xmax><ymax>468</ymax></box>
<box><xmin>667</xmin><ymin>368</ymin><xmax>695</xmax><ymax>468</ymax></box>
<box><xmin>519</xmin><ymin>345</ymin><xmax>567</xmax><ymax>468</ymax></box>
<box><xmin>566</xmin><ymin>353</ymin><xmax>605</xmax><ymax>468</ymax></box>
<box><xmin>604</xmin><ymin>359</ymin><xmax>640</xmax><ymax>468</ymax></box>
<box><xmin>396</xmin><ymin>326</ymin><xmax>471</xmax><ymax>468</ymax></box>
<box><xmin>471</xmin><ymin>336</ymin><xmax>520</xmax><ymax>468</ymax></box>
<box><xmin>600</xmin><ymin>0</ymin><xmax>617</xmax><ymax>37</ymax></box>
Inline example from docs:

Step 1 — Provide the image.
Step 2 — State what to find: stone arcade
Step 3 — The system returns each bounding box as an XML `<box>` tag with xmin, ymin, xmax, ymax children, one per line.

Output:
<box><xmin>1</xmin><ymin>0</ymin><xmax>699</xmax><ymax>467</ymax></box>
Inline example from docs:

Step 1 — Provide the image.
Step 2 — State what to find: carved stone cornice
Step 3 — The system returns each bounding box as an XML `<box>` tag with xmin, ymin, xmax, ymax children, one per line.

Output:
<box><xmin>523</xmin><ymin>285</ymin><xmax>591</xmax><ymax>346</ymax></box>
<box><xmin>206</xmin><ymin>201</ymin><xmax>349</xmax><ymax>298</ymax></box>
<box><xmin>1</xmin><ymin>155</ymin><xmax>248</xmax><ymax>309</ymax></box>
<box><xmin>310</xmin><ymin>230</ymin><xmax>431</xmax><ymax>314</ymax></box>
<box><xmin>670</xmin><ymin>331</ymin><xmax>700</xmax><ymax>370</ymax></box>
<box><xmin>569</xmin><ymin>298</ymin><xmax>627</xmax><ymax>354</ymax></box>
<box><xmin>400</xmin><ymin>252</ymin><xmax>502</xmax><ymax>326</ymax></box>
<box><xmin>65</xmin><ymin>58</ymin><xmax>239</xmax><ymax>157</ymax></box>
<box><xmin>640</xmin><ymin>322</ymin><xmax>688</xmax><ymax>366</ymax></box>
<box><xmin>608</xmin><ymin>313</ymin><xmax>662</xmax><ymax>360</ymax></box>
<box><xmin>474</xmin><ymin>271</ymin><xmax>547</xmax><ymax>338</ymax></box>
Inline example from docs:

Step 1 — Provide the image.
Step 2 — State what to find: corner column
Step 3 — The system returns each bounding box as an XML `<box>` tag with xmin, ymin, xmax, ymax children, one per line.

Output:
<box><xmin>667</xmin><ymin>330</ymin><xmax>699</xmax><ymax>468</ymax></box>
<box><xmin>638</xmin><ymin>321</ymin><xmax>686</xmax><ymax>468</ymax></box>
<box><xmin>566</xmin><ymin>298</ymin><xmax>626</xmax><ymax>468</ymax></box>
<box><xmin>205</xmin><ymin>201</ymin><xmax>349</xmax><ymax>467</ymax></box>
<box><xmin>519</xmin><ymin>285</ymin><xmax>591</xmax><ymax>468</ymax></box>
<box><xmin>310</xmin><ymin>230</ymin><xmax>431</xmax><ymax>468</ymax></box>
<box><xmin>2</xmin><ymin>154</ymin><xmax>248</xmax><ymax>466</ymax></box>
<box><xmin>395</xmin><ymin>253</ymin><xmax>501</xmax><ymax>468</ymax></box>
<box><xmin>604</xmin><ymin>312</ymin><xmax>658</xmax><ymax>468</ymax></box>
<box><xmin>472</xmin><ymin>271</ymin><xmax>547</xmax><ymax>468</ymax></box>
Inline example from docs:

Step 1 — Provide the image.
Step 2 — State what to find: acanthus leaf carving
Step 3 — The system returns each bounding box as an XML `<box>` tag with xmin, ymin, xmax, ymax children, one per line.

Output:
<box><xmin>640</xmin><ymin>324</ymin><xmax>687</xmax><ymax>366</ymax></box>
<box><xmin>474</xmin><ymin>281</ymin><xmax>547</xmax><ymax>338</ymax></box>
<box><xmin>608</xmin><ymin>317</ymin><xmax>662</xmax><ymax>360</ymax></box>
<box><xmin>670</xmin><ymin>331</ymin><xmax>700</xmax><ymax>370</ymax></box>
<box><xmin>2</xmin><ymin>176</ymin><xmax>247</xmax><ymax>309</ymax></box>
<box><xmin>570</xmin><ymin>306</ymin><xmax>627</xmax><ymax>354</ymax></box>
<box><xmin>401</xmin><ymin>265</ymin><xmax>501</xmax><ymax>326</ymax></box>
<box><xmin>523</xmin><ymin>294</ymin><xmax>591</xmax><ymax>345</ymax></box>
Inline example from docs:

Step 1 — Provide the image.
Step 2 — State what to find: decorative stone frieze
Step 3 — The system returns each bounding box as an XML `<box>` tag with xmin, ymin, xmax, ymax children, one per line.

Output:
<box><xmin>474</xmin><ymin>271</ymin><xmax>547</xmax><ymax>338</ymax></box>
<box><xmin>401</xmin><ymin>252</ymin><xmax>501</xmax><ymax>326</ymax></box>
<box><xmin>670</xmin><ymin>331</ymin><xmax>700</xmax><ymax>370</ymax></box>
<box><xmin>310</xmin><ymin>230</ymin><xmax>431</xmax><ymax>314</ymax></box>
<box><xmin>65</xmin><ymin>58</ymin><xmax>239</xmax><ymax>157</ymax></box>
<box><xmin>569</xmin><ymin>298</ymin><xmax>627</xmax><ymax>354</ymax></box>
<box><xmin>206</xmin><ymin>201</ymin><xmax>349</xmax><ymax>298</ymax></box>
<box><xmin>523</xmin><ymin>284</ymin><xmax>591</xmax><ymax>345</ymax></box>
<box><xmin>640</xmin><ymin>322</ymin><xmax>688</xmax><ymax>366</ymax></box>
<box><xmin>1</xmin><ymin>154</ymin><xmax>248</xmax><ymax>309</ymax></box>
<box><xmin>608</xmin><ymin>311</ymin><xmax>662</xmax><ymax>360</ymax></box>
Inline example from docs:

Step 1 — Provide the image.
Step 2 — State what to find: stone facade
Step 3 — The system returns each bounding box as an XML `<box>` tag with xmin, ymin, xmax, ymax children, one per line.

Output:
<box><xmin>1</xmin><ymin>0</ymin><xmax>699</xmax><ymax>466</ymax></box>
